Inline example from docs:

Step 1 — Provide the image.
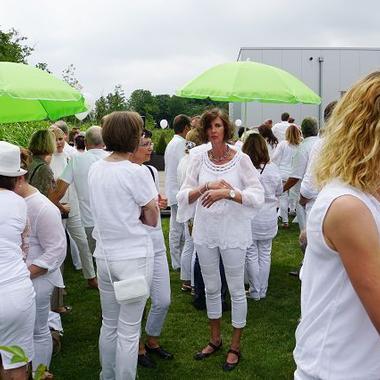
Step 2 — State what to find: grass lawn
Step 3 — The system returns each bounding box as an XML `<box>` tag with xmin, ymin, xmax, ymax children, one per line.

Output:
<box><xmin>50</xmin><ymin>218</ymin><xmax>301</xmax><ymax>379</ymax></box>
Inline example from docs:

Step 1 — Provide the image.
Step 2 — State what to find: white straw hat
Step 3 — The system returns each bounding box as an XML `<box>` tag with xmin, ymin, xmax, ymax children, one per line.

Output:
<box><xmin>0</xmin><ymin>141</ymin><xmax>27</xmax><ymax>177</ymax></box>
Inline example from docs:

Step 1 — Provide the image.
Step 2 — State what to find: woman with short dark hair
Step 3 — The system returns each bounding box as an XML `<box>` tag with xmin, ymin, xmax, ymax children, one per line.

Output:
<box><xmin>88</xmin><ymin>111</ymin><xmax>159</xmax><ymax>380</ymax></box>
<box><xmin>177</xmin><ymin>108</ymin><xmax>264</xmax><ymax>372</ymax></box>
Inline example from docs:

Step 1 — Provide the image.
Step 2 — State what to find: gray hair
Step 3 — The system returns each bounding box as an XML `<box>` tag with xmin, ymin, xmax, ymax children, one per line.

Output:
<box><xmin>85</xmin><ymin>126</ymin><xmax>104</xmax><ymax>146</ymax></box>
<box><xmin>301</xmin><ymin>117</ymin><xmax>318</xmax><ymax>138</ymax></box>
<box><xmin>53</xmin><ymin>120</ymin><xmax>69</xmax><ymax>135</ymax></box>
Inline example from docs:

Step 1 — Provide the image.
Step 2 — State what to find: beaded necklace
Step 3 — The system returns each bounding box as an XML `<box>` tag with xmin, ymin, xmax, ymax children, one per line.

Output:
<box><xmin>208</xmin><ymin>145</ymin><xmax>230</xmax><ymax>163</ymax></box>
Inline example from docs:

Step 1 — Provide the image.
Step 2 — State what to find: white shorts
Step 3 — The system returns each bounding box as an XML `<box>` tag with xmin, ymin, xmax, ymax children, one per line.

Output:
<box><xmin>0</xmin><ymin>278</ymin><xmax>36</xmax><ymax>369</ymax></box>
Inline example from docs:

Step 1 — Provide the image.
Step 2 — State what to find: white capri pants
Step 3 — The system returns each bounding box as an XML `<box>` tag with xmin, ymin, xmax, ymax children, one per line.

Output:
<box><xmin>145</xmin><ymin>252</ymin><xmax>171</xmax><ymax>337</ymax></box>
<box><xmin>194</xmin><ymin>244</ymin><xmax>247</xmax><ymax>329</ymax></box>
<box><xmin>32</xmin><ymin>276</ymin><xmax>55</xmax><ymax>372</ymax></box>
<box><xmin>245</xmin><ymin>239</ymin><xmax>273</xmax><ymax>300</ymax></box>
<box><xmin>180</xmin><ymin>223</ymin><xmax>194</xmax><ymax>282</ymax></box>
<box><xmin>97</xmin><ymin>256</ymin><xmax>153</xmax><ymax>380</ymax></box>
<box><xmin>0</xmin><ymin>278</ymin><xmax>36</xmax><ymax>370</ymax></box>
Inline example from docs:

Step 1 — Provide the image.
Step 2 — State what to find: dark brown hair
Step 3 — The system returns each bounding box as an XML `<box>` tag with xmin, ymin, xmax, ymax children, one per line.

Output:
<box><xmin>199</xmin><ymin>108</ymin><xmax>234</xmax><ymax>143</ymax></box>
<box><xmin>0</xmin><ymin>176</ymin><xmax>17</xmax><ymax>190</ymax></box>
<box><xmin>242</xmin><ymin>133</ymin><xmax>270</xmax><ymax>169</ymax></box>
<box><xmin>102</xmin><ymin>111</ymin><xmax>143</xmax><ymax>153</ymax></box>
<box><xmin>173</xmin><ymin>114</ymin><xmax>191</xmax><ymax>134</ymax></box>
<box><xmin>28</xmin><ymin>130</ymin><xmax>56</xmax><ymax>156</ymax></box>
<box><xmin>258</xmin><ymin>124</ymin><xmax>278</xmax><ymax>148</ymax></box>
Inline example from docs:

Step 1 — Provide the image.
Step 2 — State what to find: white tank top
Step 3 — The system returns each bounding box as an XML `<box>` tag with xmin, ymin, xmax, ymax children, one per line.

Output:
<box><xmin>294</xmin><ymin>180</ymin><xmax>380</xmax><ymax>379</ymax></box>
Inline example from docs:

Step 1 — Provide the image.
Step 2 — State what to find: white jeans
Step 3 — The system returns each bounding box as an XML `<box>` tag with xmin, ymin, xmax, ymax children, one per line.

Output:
<box><xmin>32</xmin><ymin>276</ymin><xmax>55</xmax><ymax>372</ymax></box>
<box><xmin>0</xmin><ymin>278</ymin><xmax>36</xmax><ymax>370</ymax></box>
<box><xmin>97</xmin><ymin>257</ymin><xmax>153</xmax><ymax>380</ymax></box>
<box><xmin>180</xmin><ymin>223</ymin><xmax>194</xmax><ymax>281</ymax></box>
<box><xmin>296</xmin><ymin>203</ymin><xmax>306</xmax><ymax>231</ymax></box>
<box><xmin>279</xmin><ymin>191</ymin><xmax>290</xmax><ymax>223</ymax></box>
<box><xmin>145</xmin><ymin>253</ymin><xmax>171</xmax><ymax>337</ymax></box>
<box><xmin>65</xmin><ymin>214</ymin><xmax>95</xmax><ymax>279</ymax></box>
<box><xmin>169</xmin><ymin>204</ymin><xmax>184</xmax><ymax>270</ymax></box>
<box><xmin>195</xmin><ymin>245</ymin><xmax>247</xmax><ymax>328</ymax></box>
<box><xmin>246</xmin><ymin>239</ymin><xmax>272</xmax><ymax>299</ymax></box>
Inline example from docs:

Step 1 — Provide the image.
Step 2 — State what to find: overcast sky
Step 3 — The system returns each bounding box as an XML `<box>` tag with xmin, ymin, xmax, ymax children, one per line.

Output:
<box><xmin>3</xmin><ymin>0</ymin><xmax>380</xmax><ymax>100</ymax></box>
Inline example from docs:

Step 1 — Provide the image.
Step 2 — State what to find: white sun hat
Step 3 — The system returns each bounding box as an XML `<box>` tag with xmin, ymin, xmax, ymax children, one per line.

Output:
<box><xmin>0</xmin><ymin>141</ymin><xmax>27</xmax><ymax>177</ymax></box>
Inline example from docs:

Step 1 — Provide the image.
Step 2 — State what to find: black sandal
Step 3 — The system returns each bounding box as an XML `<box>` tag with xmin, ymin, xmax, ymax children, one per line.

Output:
<box><xmin>222</xmin><ymin>348</ymin><xmax>241</xmax><ymax>372</ymax></box>
<box><xmin>194</xmin><ymin>340</ymin><xmax>222</xmax><ymax>360</ymax></box>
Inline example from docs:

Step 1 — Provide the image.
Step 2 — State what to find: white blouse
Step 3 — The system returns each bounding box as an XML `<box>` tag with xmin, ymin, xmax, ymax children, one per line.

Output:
<box><xmin>272</xmin><ymin>140</ymin><xmax>298</xmax><ymax>180</ymax></box>
<box><xmin>25</xmin><ymin>191</ymin><xmax>66</xmax><ymax>287</ymax></box>
<box><xmin>177</xmin><ymin>150</ymin><xmax>264</xmax><ymax>250</ymax></box>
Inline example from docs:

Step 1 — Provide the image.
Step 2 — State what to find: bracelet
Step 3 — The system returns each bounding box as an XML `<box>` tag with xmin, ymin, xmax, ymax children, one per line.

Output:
<box><xmin>205</xmin><ymin>182</ymin><xmax>209</xmax><ymax>191</ymax></box>
<box><xmin>198</xmin><ymin>186</ymin><xmax>205</xmax><ymax>196</ymax></box>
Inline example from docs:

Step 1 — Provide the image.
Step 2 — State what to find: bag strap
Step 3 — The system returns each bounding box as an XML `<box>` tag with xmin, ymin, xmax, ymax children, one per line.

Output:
<box><xmin>144</xmin><ymin>164</ymin><xmax>156</xmax><ymax>183</ymax></box>
<box><xmin>28</xmin><ymin>162</ymin><xmax>45</xmax><ymax>183</ymax></box>
<box><xmin>260</xmin><ymin>163</ymin><xmax>267</xmax><ymax>175</ymax></box>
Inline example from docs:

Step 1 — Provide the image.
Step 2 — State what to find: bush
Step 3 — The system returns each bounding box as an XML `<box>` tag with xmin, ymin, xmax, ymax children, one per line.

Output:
<box><xmin>155</xmin><ymin>133</ymin><xmax>167</xmax><ymax>155</ymax></box>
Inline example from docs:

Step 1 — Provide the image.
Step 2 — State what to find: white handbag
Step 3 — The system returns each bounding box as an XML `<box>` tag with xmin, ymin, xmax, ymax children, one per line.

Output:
<box><xmin>98</xmin><ymin>231</ymin><xmax>150</xmax><ymax>305</ymax></box>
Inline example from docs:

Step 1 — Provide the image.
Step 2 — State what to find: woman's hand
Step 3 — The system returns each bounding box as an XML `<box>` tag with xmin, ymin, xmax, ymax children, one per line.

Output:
<box><xmin>201</xmin><ymin>189</ymin><xmax>229</xmax><ymax>208</ymax></box>
<box><xmin>158</xmin><ymin>194</ymin><xmax>168</xmax><ymax>210</ymax></box>
<box><xmin>207</xmin><ymin>180</ymin><xmax>233</xmax><ymax>191</ymax></box>
<box><xmin>29</xmin><ymin>264</ymin><xmax>48</xmax><ymax>279</ymax></box>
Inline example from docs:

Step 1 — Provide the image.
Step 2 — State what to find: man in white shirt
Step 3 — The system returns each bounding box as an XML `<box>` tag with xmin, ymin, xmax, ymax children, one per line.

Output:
<box><xmin>50</xmin><ymin>126</ymin><xmax>108</xmax><ymax>288</ymax></box>
<box><xmin>272</xmin><ymin>112</ymin><xmax>291</xmax><ymax>143</ymax></box>
<box><xmin>164</xmin><ymin>114</ymin><xmax>191</xmax><ymax>270</ymax></box>
<box><xmin>283</xmin><ymin>117</ymin><xmax>319</xmax><ymax>231</ymax></box>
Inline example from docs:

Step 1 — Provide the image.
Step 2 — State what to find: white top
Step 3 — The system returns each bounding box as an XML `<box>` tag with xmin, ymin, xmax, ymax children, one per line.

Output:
<box><xmin>25</xmin><ymin>191</ymin><xmax>66</xmax><ymax>287</ymax></box>
<box><xmin>142</xmin><ymin>165</ymin><xmax>166</xmax><ymax>255</ymax></box>
<box><xmin>50</xmin><ymin>152</ymin><xmax>80</xmax><ymax>217</ymax></box>
<box><xmin>294</xmin><ymin>180</ymin><xmax>380</xmax><ymax>379</ymax></box>
<box><xmin>60</xmin><ymin>148</ymin><xmax>109</xmax><ymax>227</ymax></box>
<box><xmin>88</xmin><ymin>159</ymin><xmax>157</xmax><ymax>260</ymax></box>
<box><xmin>290</xmin><ymin>136</ymin><xmax>319</xmax><ymax>180</ymax></box>
<box><xmin>251</xmin><ymin>163</ymin><xmax>283</xmax><ymax>240</ymax></box>
<box><xmin>234</xmin><ymin>140</ymin><xmax>243</xmax><ymax>151</ymax></box>
<box><xmin>177</xmin><ymin>154</ymin><xmax>191</xmax><ymax>188</ymax></box>
<box><xmin>0</xmin><ymin>190</ymin><xmax>30</xmax><ymax>286</ymax></box>
<box><xmin>177</xmin><ymin>150</ymin><xmax>265</xmax><ymax>249</ymax></box>
<box><xmin>164</xmin><ymin>134</ymin><xmax>186</xmax><ymax>206</ymax></box>
<box><xmin>300</xmin><ymin>138</ymin><xmax>323</xmax><ymax>200</ymax></box>
<box><xmin>272</xmin><ymin>140</ymin><xmax>299</xmax><ymax>181</ymax></box>
<box><xmin>189</xmin><ymin>142</ymin><xmax>212</xmax><ymax>158</ymax></box>
<box><xmin>271</xmin><ymin>121</ymin><xmax>290</xmax><ymax>143</ymax></box>
<box><xmin>64</xmin><ymin>142</ymin><xmax>78</xmax><ymax>158</ymax></box>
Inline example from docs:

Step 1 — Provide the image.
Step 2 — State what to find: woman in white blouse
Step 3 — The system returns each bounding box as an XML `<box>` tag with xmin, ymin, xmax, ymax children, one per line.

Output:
<box><xmin>294</xmin><ymin>72</ymin><xmax>380</xmax><ymax>379</ymax></box>
<box><xmin>272</xmin><ymin>124</ymin><xmax>302</xmax><ymax>227</ymax></box>
<box><xmin>0</xmin><ymin>142</ymin><xmax>35</xmax><ymax>380</ymax></box>
<box><xmin>88</xmin><ymin>111</ymin><xmax>159</xmax><ymax>380</ymax></box>
<box><xmin>177</xmin><ymin>108</ymin><xmax>264</xmax><ymax>372</ymax></box>
<box><xmin>13</xmin><ymin>148</ymin><xmax>66</xmax><ymax>379</ymax></box>
<box><xmin>242</xmin><ymin>133</ymin><xmax>282</xmax><ymax>301</ymax></box>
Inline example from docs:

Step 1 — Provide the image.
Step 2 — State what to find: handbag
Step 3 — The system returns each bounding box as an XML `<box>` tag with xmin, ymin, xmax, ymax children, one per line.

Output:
<box><xmin>97</xmin><ymin>229</ymin><xmax>150</xmax><ymax>305</ymax></box>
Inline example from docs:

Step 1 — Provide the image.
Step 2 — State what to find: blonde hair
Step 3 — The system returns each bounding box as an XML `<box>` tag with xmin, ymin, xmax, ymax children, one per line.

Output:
<box><xmin>28</xmin><ymin>130</ymin><xmax>56</xmax><ymax>156</ymax></box>
<box><xmin>185</xmin><ymin>128</ymin><xmax>202</xmax><ymax>146</ymax></box>
<box><xmin>49</xmin><ymin>126</ymin><xmax>65</xmax><ymax>139</ymax></box>
<box><xmin>315</xmin><ymin>71</ymin><xmax>380</xmax><ymax>193</ymax></box>
<box><xmin>285</xmin><ymin>124</ymin><xmax>302</xmax><ymax>146</ymax></box>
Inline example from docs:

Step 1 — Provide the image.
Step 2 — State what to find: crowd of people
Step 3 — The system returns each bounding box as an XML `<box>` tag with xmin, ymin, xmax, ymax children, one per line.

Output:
<box><xmin>1</xmin><ymin>71</ymin><xmax>380</xmax><ymax>380</ymax></box>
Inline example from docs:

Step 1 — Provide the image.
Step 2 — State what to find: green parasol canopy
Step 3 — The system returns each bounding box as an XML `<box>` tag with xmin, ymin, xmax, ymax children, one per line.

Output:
<box><xmin>0</xmin><ymin>62</ymin><xmax>87</xmax><ymax>123</ymax></box>
<box><xmin>176</xmin><ymin>61</ymin><xmax>321</xmax><ymax>104</ymax></box>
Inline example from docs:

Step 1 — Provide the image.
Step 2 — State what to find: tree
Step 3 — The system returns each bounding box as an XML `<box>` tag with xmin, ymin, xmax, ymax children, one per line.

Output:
<box><xmin>0</xmin><ymin>28</ymin><xmax>33</xmax><ymax>63</ymax></box>
<box><xmin>106</xmin><ymin>84</ymin><xmax>127</xmax><ymax>112</ymax></box>
<box><xmin>62</xmin><ymin>63</ymin><xmax>83</xmax><ymax>91</ymax></box>
<box><xmin>94</xmin><ymin>95</ymin><xmax>108</xmax><ymax>121</ymax></box>
<box><xmin>35</xmin><ymin>62</ymin><xmax>51</xmax><ymax>73</ymax></box>
<box><xmin>128</xmin><ymin>89</ymin><xmax>159</xmax><ymax>121</ymax></box>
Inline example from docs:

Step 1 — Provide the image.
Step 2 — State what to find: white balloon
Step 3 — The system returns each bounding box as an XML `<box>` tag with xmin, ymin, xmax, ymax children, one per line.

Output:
<box><xmin>235</xmin><ymin>119</ymin><xmax>242</xmax><ymax>127</ymax></box>
<box><xmin>160</xmin><ymin>119</ymin><xmax>168</xmax><ymax>129</ymax></box>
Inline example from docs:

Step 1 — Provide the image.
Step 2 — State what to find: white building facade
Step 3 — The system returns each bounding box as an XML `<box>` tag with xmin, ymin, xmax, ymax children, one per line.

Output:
<box><xmin>229</xmin><ymin>47</ymin><xmax>380</xmax><ymax>127</ymax></box>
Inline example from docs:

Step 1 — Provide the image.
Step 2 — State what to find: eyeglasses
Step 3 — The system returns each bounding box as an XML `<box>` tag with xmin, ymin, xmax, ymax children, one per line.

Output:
<box><xmin>139</xmin><ymin>142</ymin><xmax>154</xmax><ymax>148</ymax></box>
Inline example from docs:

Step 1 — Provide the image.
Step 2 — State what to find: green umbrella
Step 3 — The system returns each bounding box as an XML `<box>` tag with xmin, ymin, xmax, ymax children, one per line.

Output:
<box><xmin>176</xmin><ymin>61</ymin><xmax>321</xmax><ymax>104</ymax></box>
<box><xmin>0</xmin><ymin>62</ymin><xmax>87</xmax><ymax>123</ymax></box>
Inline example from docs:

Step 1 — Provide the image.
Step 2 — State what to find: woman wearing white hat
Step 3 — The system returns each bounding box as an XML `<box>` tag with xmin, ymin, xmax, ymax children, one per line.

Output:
<box><xmin>0</xmin><ymin>141</ymin><xmax>35</xmax><ymax>380</ymax></box>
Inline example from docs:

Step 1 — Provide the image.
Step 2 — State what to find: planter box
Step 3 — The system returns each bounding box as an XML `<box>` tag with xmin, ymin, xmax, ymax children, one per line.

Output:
<box><xmin>147</xmin><ymin>153</ymin><xmax>165</xmax><ymax>171</ymax></box>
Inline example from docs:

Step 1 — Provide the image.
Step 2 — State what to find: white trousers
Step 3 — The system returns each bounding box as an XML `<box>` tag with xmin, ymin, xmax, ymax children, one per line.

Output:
<box><xmin>296</xmin><ymin>203</ymin><xmax>306</xmax><ymax>231</ymax></box>
<box><xmin>97</xmin><ymin>257</ymin><xmax>153</xmax><ymax>380</ymax></box>
<box><xmin>65</xmin><ymin>214</ymin><xmax>95</xmax><ymax>279</ymax></box>
<box><xmin>195</xmin><ymin>245</ymin><xmax>247</xmax><ymax>328</ymax></box>
<box><xmin>169</xmin><ymin>204</ymin><xmax>184</xmax><ymax>270</ymax></box>
<box><xmin>0</xmin><ymin>278</ymin><xmax>36</xmax><ymax>370</ymax></box>
<box><xmin>279</xmin><ymin>191</ymin><xmax>290</xmax><ymax>223</ymax></box>
<box><xmin>180</xmin><ymin>223</ymin><xmax>194</xmax><ymax>281</ymax></box>
<box><xmin>145</xmin><ymin>253</ymin><xmax>171</xmax><ymax>337</ymax></box>
<box><xmin>32</xmin><ymin>276</ymin><xmax>55</xmax><ymax>371</ymax></box>
<box><xmin>245</xmin><ymin>239</ymin><xmax>272</xmax><ymax>299</ymax></box>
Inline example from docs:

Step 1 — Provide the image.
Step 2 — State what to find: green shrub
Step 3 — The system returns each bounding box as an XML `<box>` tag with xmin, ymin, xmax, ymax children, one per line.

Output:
<box><xmin>155</xmin><ymin>133</ymin><xmax>167</xmax><ymax>155</ymax></box>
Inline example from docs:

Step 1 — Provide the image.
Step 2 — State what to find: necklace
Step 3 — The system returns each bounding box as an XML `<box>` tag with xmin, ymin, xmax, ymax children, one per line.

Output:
<box><xmin>209</xmin><ymin>145</ymin><xmax>230</xmax><ymax>163</ymax></box>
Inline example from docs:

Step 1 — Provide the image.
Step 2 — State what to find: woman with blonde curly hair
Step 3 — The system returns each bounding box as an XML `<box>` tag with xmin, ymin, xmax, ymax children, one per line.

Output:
<box><xmin>294</xmin><ymin>71</ymin><xmax>380</xmax><ymax>379</ymax></box>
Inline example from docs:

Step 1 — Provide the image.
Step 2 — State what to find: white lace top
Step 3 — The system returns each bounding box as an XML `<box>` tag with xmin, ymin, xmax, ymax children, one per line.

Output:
<box><xmin>177</xmin><ymin>150</ymin><xmax>264</xmax><ymax>249</ymax></box>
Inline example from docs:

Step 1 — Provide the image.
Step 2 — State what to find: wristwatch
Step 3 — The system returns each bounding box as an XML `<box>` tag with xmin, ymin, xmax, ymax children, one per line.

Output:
<box><xmin>229</xmin><ymin>189</ymin><xmax>236</xmax><ymax>200</ymax></box>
